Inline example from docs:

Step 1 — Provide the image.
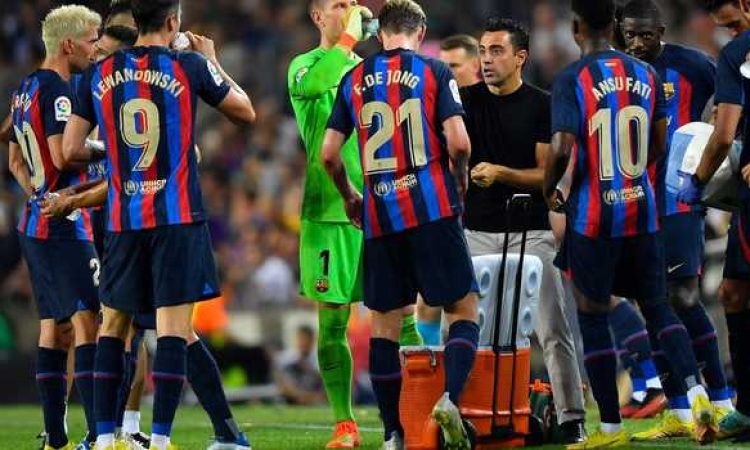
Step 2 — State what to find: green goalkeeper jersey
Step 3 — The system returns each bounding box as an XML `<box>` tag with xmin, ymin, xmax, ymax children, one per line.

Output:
<box><xmin>288</xmin><ymin>46</ymin><xmax>363</xmax><ymax>223</ymax></box>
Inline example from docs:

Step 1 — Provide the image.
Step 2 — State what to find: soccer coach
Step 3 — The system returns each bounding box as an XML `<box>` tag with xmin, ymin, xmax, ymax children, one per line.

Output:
<box><xmin>460</xmin><ymin>17</ymin><xmax>586</xmax><ymax>443</ymax></box>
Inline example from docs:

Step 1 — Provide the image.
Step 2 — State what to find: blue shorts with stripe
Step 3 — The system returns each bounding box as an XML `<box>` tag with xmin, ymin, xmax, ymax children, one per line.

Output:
<box><xmin>364</xmin><ymin>217</ymin><xmax>478</xmax><ymax>313</ymax></box>
<box><xmin>555</xmin><ymin>229</ymin><xmax>666</xmax><ymax>303</ymax></box>
<box><xmin>19</xmin><ymin>234</ymin><xmax>99</xmax><ymax>322</ymax></box>
<box><xmin>99</xmin><ymin>222</ymin><xmax>220</xmax><ymax>314</ymax></box>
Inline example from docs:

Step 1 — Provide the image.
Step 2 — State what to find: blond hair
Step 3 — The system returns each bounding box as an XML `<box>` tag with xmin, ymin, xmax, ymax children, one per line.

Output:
<box><xmin>42</xmin><ymin>5</ymin><xmax>102</xmax><ymax>55</ymax></box>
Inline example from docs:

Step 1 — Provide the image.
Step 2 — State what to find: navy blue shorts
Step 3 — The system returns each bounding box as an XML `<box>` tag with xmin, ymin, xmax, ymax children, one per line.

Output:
<box><xmin>555</xmin><ymin>230</ymin><xmax>666</xmax><ymax>303</ymax></box>
<box><xmin>724</xmin><ymin>207</ymin><xmax>750</xmax><ymax>280</ymax></box>
<box><xmin>364</xmin><ymin>217</ymin><xmax>478</xmax><ymax>313</ymax></box>
<box><xmin>133</xmin><ymin>312</ymin><xmax>156</xmax><ymax>330</ymax></box>
<box><xmin>19</xmin><ymin>235</ymin><xmax>99</xmax><ymax>322</ymax></box>
<box><xmin>662</xmin><ymin>212</ymin><xmax>704</xmax><ymax>280</ymax></box>
<box><xmin>99</xmin><ymin>222</ymin><xmax>220</xmax><ymax>314</ymax></box>
<box><xmin>91</xmin><ymin>207</ymin><xmax>106</xmax><ymax>258</ymax></box>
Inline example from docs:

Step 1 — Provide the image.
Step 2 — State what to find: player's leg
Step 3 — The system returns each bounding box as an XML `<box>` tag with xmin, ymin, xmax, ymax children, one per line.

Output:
<box><xmin>609</xmin><ymin>298</ymin><xmax>664</xmax><ymax>419</ymax></box>
<box><xmin>115</xmin><ymin>326</ymin><xmax>138</xmax><ymax>434</ymax></box>
<box><xmin>70</xmin><ymin>310</ymin><xmax>99</xmax><ymax>445</ymax></box>
<box><xmin>300</xmin><ymin>220</ymin><xmax>361</xmax><ymax>447</ymax></box>
<box><xmin>627</xmin><ymin>233</ymin><xmax>715</xmax><ymax>444</ymax></box>
<box><xmin>415</xmin><ymin>218</ymin><xmax>479</xmax><ymax>448</ymax></box>
<box><xmin>369</xmin><ymin>309</ymin><xmax>406</xmax><ymax>444</ymax></box>
<box><xmin>415</xmin><ymin>298</ymin><xmax>442</xmax><ymax>345</ymax></box>
<box><xmin>124</xmin><ymin>335</ymin><xmax>148</xmax><ymax>436</ymax></box>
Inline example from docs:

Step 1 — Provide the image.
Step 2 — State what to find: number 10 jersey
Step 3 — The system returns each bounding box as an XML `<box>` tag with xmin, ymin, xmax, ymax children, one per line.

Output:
<box><xmin>73</xmin><ymin>46</ymin><xmax>230</xmax><ymax>232</ymax></box>
<box><xmin>551</xmin><ymin>50</ymin><xmax>667</xmax><ymax>239</ymax></box>
<box><xmin>327</xmin><ymin>49</ymin><xmax>465</xmax><ymax>239</ymax></box>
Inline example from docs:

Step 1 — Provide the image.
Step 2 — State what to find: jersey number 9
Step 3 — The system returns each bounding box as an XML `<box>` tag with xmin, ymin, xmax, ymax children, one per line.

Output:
<box><xmin>120</xmin><ymin>98</ymin><xmax>161</xmax><ymax>172</ymax></box>
<box><xmin>589</xmin><ymin>105</ymin><xmax>649</xmax><ymax>181</ymax></box>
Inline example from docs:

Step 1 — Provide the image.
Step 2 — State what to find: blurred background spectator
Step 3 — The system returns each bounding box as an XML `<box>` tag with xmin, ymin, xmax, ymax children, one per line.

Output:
<box><xmin>0</xmin><ymin>0</ymin><xmax>736</xmax><ymax>402</ymax></box>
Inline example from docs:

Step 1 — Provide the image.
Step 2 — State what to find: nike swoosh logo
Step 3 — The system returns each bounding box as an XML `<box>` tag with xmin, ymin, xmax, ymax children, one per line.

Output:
<box><xmin>667</xmin><ymin>263</ymin><xmax>685</xmax><ymax>274</ymax></box>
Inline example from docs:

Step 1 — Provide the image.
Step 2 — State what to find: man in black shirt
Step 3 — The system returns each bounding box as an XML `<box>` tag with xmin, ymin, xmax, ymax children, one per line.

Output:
<box><xmin>461</xmin><ymin>18</ymin><xmax>586</xmax><ymax>443</ymax></box>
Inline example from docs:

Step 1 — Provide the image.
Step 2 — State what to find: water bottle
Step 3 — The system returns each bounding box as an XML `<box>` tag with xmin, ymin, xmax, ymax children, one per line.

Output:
<box><xmin>363</xmin><ymin>18</ymin><xmax>379</xmax><ymax>39</ymax></box>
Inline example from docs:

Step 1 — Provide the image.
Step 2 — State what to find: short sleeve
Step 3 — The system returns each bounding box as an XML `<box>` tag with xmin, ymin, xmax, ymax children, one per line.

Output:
<box><xmin>651</xmin><ymin>70</ymin><xmax>667</xmax><ymax>121</ymax></box>
<box><xmin>8</xmin><ymin>94</ymin><xmax>17</xmax><ymax>144</ymax></box>
<box><xmin>72</xmin><ymin>67</ymin><xmax>96</xmax><ymax>123</ymax></box>
<box><xmin>431</xmin><ymin>60</ymin><xmax>465</xmax><ymax>123</ymax></box>
<box><xmin>715</xmin><ymin>41</ymin><xmax>746</xmax><ymax>106</ymax></box>
<box><xmin>550</xmin><ymin>69</ymin><xmax>580</xmax><ymax>135</ymax></box>
<box><xmin>326</xmin><ymin>75</ymin><xmax>354</xmax><ymax>136</ymax></box>
<box><xmin>535</xmin><ymin>90</ymin><xmax>552</xmax><ymax>144</ymax></box>
<box><xmin>43</xmin><ymin>78</ymin><xmax>72</xmax><ymax>137</ymax></box>
<box><xmin>186</xmin><ymin>53</ymin><xmax>231</xmax><ymax>107</ymax></box>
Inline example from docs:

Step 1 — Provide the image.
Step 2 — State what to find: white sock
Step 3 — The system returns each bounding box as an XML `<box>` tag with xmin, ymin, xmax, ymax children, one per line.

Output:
<box><xmin>712</xmin><ymin>399</ymin><xmax>735</xmax><ymax>410</ymax></box>
<box><xmin>600</xmin><ymin>422</ymin><xmax>622</xmax><ymax>434</ymax></box>
<box><xmin>673</xmin><ymin>408</ymin><xmax>692</xmax><ymax>423</ymax></box>
<box><xmin>646</xmin><ymin>377</ymin><xmax>662</xmax><ymax>390</ymax></box>
<box><xmin>96</xmin><ymin>433</ymin><xmax>115</xmax><ymax>449</ymax></box>
<box><xmin>122</xmin><ymin>410</ymin><xmax>141</xmax><ymax>434</ymax></box>
<box><xmin>687</xmin><ymin>384</ymin><xmax>709</xmax><ymax>406</ymax></box>
<box><xmin>151</xmin><ymin>434</ymin><xmax>170</xmax><ymax>450</ymax></box>
<box><xmin>632</xmin><ymin>390</ymin><xmax>647</xmax><ymax>402</ymax></box>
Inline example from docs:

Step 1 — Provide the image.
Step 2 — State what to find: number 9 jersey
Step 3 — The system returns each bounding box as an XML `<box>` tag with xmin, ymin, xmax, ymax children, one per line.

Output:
<box><xmin>327</xmin><ymin>49</ymin><xmax>465</xmax><ymax>239</ymax></box>
<box><xmin>551</xmin><ymin>50</ymin><xmax>666</xmax><ymax>239</ymax></box>
<box><xmin>73</xmin><ymin>46</ymin><xmax>230</xmax><ymax>232</ymax></box>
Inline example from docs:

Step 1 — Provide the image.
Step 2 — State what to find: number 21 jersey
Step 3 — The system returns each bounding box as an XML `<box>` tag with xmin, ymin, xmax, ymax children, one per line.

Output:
<box><xmin>327</xmin><ymin>49</ymin><xmax>465</xmax><ymax>239</ymax></box>
<box><xmin>74</xmin><ymin>46</ymin><xmax>230</xmax><ymax>232</ymax></box>
<box><xmin>551</xmin><ymin>50</ymin><xmax>666</xmax><ymax>239</ymax></box>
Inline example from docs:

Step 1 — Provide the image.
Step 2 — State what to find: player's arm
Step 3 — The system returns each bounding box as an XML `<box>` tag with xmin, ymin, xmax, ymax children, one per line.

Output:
<box><xmin>186</xmin><ymin>32</ymin><xmax>256</xmax><ymax>125</ymax></box>
<box><xmin>695</xmin><ymin>104</ymin><xmax>742</xmax><ymax>182</ymax></box>
<box><xmin>8</xmin><ymin>142</ymin><xmax>33</xmax><ymax>197</ymax></box>
<box><xmin>61</xmin><ymin>114</ymin><xmax>97</xmax><ymax>168</ymax></box>
<box><xmin>288</xmin><ymin>6</ymin><xmax>371</xmax><ymax>99</ymax></box>
<box><xmin>444</xmin><ymin>115</ymin><xmax>472</xmax><ymax>198</ymax></box>
<box><xmin>41</xmin><ymin>180</ymin><xmax>107</xmax><ymax>218</ymax></box>
<box><xmin>544</xmin><ymin>70</ymin><xmax>579</xmax><ymax>211</ymax></box>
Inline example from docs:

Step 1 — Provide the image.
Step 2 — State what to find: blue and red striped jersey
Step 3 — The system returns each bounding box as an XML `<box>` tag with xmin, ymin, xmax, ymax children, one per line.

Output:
<box><xmin>73</xmin><ymin>46</ymin><xmax>230</xmax><ymax>232</ymax></box>
<box><xmin>10</xmin><ymin>69</ymin><xmax>94</xmax><ymax>241</ymax></box>
<box><xmin>714</xmin><ymin>30</ymin><xmax>750</xmax><ymax>202</ymax></box>
<box><xmin>327</xmin><ymin>49</ymin><xmax>465</xmax><ymax>239</ymax></box>
<box><xmin>651</xmin><ymin>43</ymin><xmax>715</xmax><ymax>216</ymax></box>
<box><xmin>551</xmin><ymin>50</ymin><xmax>666</xmax><ymax>238</ymax></box>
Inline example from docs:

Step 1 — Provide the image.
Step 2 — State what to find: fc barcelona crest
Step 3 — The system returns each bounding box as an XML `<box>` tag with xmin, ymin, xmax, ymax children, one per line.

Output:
<box><xmin>663</xmin><ymin>82</ymin><xmax>675</xmax><ymax>101</ymax></box>
<box><xmin>315</xmin><ymin>278</ymin><xmax>329</xmax><ymax>293</ymax></box>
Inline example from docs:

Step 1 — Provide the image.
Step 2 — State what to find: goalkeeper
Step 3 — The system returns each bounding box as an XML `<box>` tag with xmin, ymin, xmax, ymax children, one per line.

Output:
<box><xmin>288</xmin><ymin>1</ymin><xmax>422</xmax><ymax>448</ymax></box>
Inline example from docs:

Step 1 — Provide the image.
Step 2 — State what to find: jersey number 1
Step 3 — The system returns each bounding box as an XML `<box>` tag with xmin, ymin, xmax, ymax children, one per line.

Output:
<box><xmin>120</xmin><ymin>99</ymin><xmax>160</xmax><ymax>171</ymax></box>
<box><xmin>589</xmin><ymin>105</ymin><xmax>649</xmax><ymax>181</ymax></box>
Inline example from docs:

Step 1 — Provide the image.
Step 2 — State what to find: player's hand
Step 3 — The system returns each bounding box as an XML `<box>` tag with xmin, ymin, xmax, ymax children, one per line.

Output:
<box><xmin>676</xmin><ymin>171</ymin><xmax>704</xmax><ymax>205</ymax></box>
<box><xmin>471</xmin><ymin>162</ymin><xmax>501</xmax><ymax>188</ymax></box>
<box><xmin>342</xmin><ymin>5</ymin><xmax>374</xmax><ymax>43</ymax></box>
<box><xmin>40</xmin><ymin>192</ymin><xmax>75</xmax><ymax>218</ymax></box>
<box><xmin>185</xmin><ymin>31</ymin><xmax>217</xmax><ymax>61</ymax></box>
<box><xmin>742</xmin><ymin>164</ymin><xmax>750</xmax><ymax>185</ymax></box>
<box><xmin>545</xmin><ymin>188</ymin><xmax>566</xmax><ymax>213</ymax></box>
<box><xmin>344</xmin><ymin>191</ymin><xmax>364</xmax><ymax>229</ymax></box>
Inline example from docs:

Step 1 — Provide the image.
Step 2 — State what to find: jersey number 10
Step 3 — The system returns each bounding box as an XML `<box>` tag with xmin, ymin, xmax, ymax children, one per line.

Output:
<box><xmin>589</xmin><ymin>105</ymin><xmax>649</xmax><ymax>181</ymax></box>
<box><xmin>360</xmin><ymin>98</ymin><xmax>427</xmax><ymax>176</ymax></box>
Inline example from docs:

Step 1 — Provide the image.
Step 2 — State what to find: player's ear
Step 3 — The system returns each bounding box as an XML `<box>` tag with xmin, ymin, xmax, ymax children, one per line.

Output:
<box><xmin>61</xmin><ymin>37</ymin><xmax>74</xmax><ymax>56</ymax></box>
<box><xmin>515</xmin><ymin>49</ymin><xmax>528</xmax><ymax>68</ymax></box>
<box><xmin>417</xmin><ymin>25</ymin><xmax>427</xmax><ymax>44</ymax></box>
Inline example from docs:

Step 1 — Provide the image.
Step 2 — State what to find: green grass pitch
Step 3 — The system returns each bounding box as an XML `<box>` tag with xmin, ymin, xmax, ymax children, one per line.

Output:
<box><xmin>0</xmin><ymin>404</ymin><xmax>741</xmax><ymax>449</ymax></box>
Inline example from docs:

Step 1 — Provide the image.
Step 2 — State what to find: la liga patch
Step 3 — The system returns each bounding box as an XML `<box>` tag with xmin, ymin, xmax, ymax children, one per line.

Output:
<box><xmin>54</xmin><ymin>96</ymin><xmax>71</xmax><ymax>122</ymax></box>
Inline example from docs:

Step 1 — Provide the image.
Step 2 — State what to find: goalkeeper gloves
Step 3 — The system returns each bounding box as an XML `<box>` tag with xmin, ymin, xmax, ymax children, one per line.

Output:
<box><xmin>338</xmin><ymin>5</ymin><xmax>375</xmax><ymax>51</ymax></box>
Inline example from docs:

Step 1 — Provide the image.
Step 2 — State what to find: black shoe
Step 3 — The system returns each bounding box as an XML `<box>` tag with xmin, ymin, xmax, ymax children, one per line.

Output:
<box><xmin>559</xmin><ymin>419</ymin><xmax>587</xmax><ymax>444</ymax></box>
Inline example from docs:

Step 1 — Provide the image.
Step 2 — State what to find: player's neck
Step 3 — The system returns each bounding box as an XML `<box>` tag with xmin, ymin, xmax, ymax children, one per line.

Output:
<box><xmin>40</xmin><ymin>55</ymin><xmax>70</xmax><ymax>81</ymax></box>
<box><xmin>580</xmin><ymin>37</ymin><xmax>612</xmax><ymax>57</ymax></box>
<box><xmin>382</xmin><ymin>35</ymin><xmax>417</xmax><ymax>52</ymax></box>
<box><xmin>135</xmin><ymin>32</ymin><xmax>172</xmax><ymax>49</ymax></box>
<box><xmin>487</xmin><ymin>74</ymin><xmax>522</xmax><ymax>97</ymax></box>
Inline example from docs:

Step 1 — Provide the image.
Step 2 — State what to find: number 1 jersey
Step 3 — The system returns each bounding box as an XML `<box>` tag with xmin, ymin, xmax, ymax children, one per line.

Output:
<box><xmin>551</xmin><ymin>50</ymin><xmax>666</xmax><ymax>239</ymax></box>
<box><xmin>73</xmin><ymin>46</ymin><xmax>230</xmax><ymax>232</ymax></box>
<box><xmin>327</xmin><ymin>48</ymin><xmax>465</xmax><ymax>239</ymax></box>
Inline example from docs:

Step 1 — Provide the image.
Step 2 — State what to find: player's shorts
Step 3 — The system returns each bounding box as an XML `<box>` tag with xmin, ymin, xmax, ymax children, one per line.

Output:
<box><xmin>723</xmin><ymin>206</ymin><xmax>750</xmax><ymax>280</ymax></box>
<box><xmin>99</xmin><ymin>222</ymin><xmax>220</xmax><ymax>313</ymax></box>
<box><xmin>364</xmin><ymin>217</ymin><xmax>478</xmax><ymax>313</ymax></box>
<box><xmin>555</xmin><ymin>230</ymin><xmax>666</xmax><ymax>303</ymax></box>
<box><xmin>19</xmin><ymin>234</ymin><xmax>99</xmax><ymax>322</ymax></box>
<box><xmin>662</xmin><ymin>211</ymin><xmax>704</xmax><ymax>281</ymax></box>
<box><xmin>299</xmin><ymin>219</ymin><xmax>363</xmax><ymax>304</ymax></box>
<box><xmin>133</xmin><ymin>312</ymin><xmax>156</xmax><ymax>330</ymax></box>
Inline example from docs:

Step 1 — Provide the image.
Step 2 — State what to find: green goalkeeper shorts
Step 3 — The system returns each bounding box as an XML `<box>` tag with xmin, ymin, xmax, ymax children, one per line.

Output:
<box><xmin>299</xmin><ymin>220</ymin><xmax>363</xmax><ymax>304</ymax></box>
